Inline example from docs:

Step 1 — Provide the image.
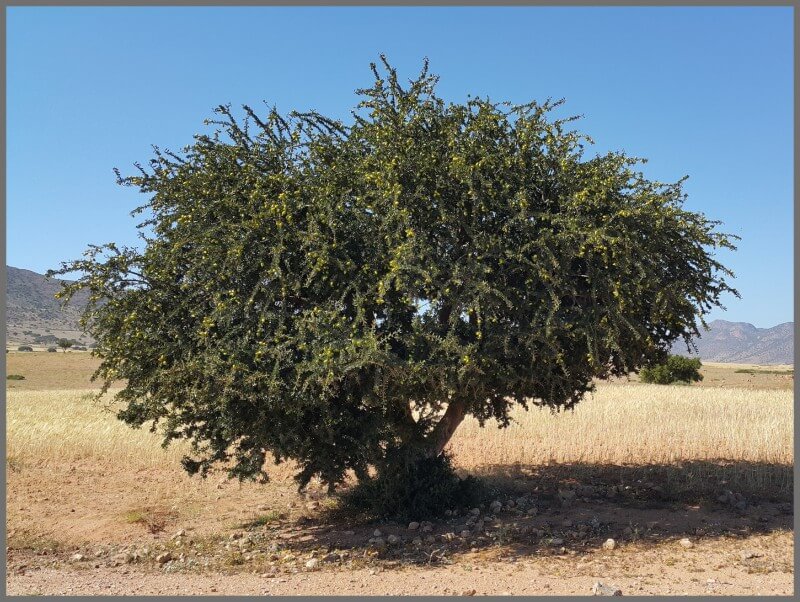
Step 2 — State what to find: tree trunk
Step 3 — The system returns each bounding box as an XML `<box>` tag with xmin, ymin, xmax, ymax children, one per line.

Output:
<box><xmin>424</xmin><ymin>398</ymin><xmax>467</xmax><ymax>457</ymax></box>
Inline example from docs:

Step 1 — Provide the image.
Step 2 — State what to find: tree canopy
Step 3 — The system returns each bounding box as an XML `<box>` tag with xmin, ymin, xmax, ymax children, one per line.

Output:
<box><xmin>49</xmin><ymin>57</ymin><xmax>738</xmax><ymax>494</ymax></box>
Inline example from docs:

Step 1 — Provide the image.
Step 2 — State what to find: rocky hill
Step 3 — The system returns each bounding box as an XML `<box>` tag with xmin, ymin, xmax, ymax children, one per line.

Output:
<box><xmin>672</xmin><ymin>320</ymin><xmax>793</xmax><ymax>365</ymax></box>
<box><xmin>6</xmin><ymin>265</ymin><xmax>93</xmax><ymax>347</ymax></box>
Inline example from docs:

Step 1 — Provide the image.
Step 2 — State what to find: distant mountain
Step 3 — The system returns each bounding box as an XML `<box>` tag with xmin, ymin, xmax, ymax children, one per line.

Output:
<box><xmin>672</xmin><ymin>320</ymin><xmax>794</xmax><ymax>365</ymax></box>
<box><xmin>5</xmin><ymin>265</ymin><xmax>93</xmax><ymax>346</ymax></box>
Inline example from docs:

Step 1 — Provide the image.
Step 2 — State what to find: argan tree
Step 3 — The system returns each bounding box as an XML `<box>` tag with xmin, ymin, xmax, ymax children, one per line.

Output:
<box><xmin>49</xmin><ymin>57</ymin><xmax>737</xmax><ymax>516</ymax></box>
<box><xmin>57</xmin><ymin>338</ymin><xmax>73</xmax><ymax>353</ymax></box>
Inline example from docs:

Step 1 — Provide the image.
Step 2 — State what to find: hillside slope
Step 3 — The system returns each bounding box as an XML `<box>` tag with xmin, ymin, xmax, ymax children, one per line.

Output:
<box><xmin>672</xmin><ymin>320</ymin><xmax>793</xmax><ymax>365</ymax></box>
<box><xmin>6</xmin><ymin>266</ymin><xmax>93</xmax><ymax>346</ymax></box>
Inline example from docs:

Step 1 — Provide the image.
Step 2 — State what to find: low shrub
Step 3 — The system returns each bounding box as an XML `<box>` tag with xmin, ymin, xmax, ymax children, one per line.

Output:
<box><xmin>47</xmin><ymin>347</ymin><xmax>57</xmax><ymax>353</ymax></box>
<box><xmin>340</xmin><ymin>451</ymin><xmax>485</xmax><ymax>522</ymax></box>
<box><xmin>17</xmin><ymin>346</ymin><xmax>33</xmax><ymax>352</ymax></box>
<box><xmin>7</xmin><ymin>374</ymin><xmax>25</xmax><ymax>380</ymax></box>
<box><xmin>640</xmin><ymin>355</ymin><xmax>703</xmax><ymax>385</ymax></box>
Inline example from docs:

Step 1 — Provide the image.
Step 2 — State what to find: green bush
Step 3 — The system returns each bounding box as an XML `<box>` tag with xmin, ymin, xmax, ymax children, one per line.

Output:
<box><xmin>340</xmin><ymin>451</ymin><xmax>484</xmax><ymax>522</ymax></box>
<box><xmin>17</xmin><ymin>346</ymin><xmax>33</xmax><ymax>352</ymax></box>
<box><xmin>640</xmin><ymin>355</ymin><xmax>703</xmax><ymax>384</ymax></box>
<box><xmin>47</xmin><ymin>347</ymin><xmax>57</xmax><ymax>353</ymax></box>
<box><xmin>7</xmin><ymin>374</ymin><xmax>25</xmax><ymax>380</ymax></box>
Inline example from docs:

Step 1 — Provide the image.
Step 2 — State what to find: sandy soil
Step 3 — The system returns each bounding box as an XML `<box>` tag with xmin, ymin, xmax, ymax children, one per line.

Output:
<box><xmin>6</xmin><ymin>531</ymin><xmax>793</xmax><ymax>596</ymax></box>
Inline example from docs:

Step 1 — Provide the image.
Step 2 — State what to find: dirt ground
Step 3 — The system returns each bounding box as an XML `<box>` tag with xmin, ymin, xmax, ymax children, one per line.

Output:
<box><xmin>6</xmin><ymin>458</ymin><xmax>794</xmax><ymax>596</ymax></box>
<box><xmin>5</xmin><ymin>355</ymin><xmax>795</xmax><ymax>596</ymax></box>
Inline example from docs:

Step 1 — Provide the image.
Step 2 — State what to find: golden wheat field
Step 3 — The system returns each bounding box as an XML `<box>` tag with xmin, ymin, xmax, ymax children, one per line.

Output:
<box><xmin>7</xmin><ymin>382</ymin><xmax>792</xmax><ymax>473</ymax></box>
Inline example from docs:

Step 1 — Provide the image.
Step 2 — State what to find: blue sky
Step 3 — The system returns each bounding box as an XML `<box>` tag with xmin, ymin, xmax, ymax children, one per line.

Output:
<box><xmin>6</xmin><ymin>6</ymin><xmax>793</xmax><ymax>328</ymax></box>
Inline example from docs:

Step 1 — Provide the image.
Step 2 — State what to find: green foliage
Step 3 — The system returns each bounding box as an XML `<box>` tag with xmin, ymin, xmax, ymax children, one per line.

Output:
<box><xmin>640</xmin><ymin>355</ymin><xmax>703</xmax><ymax>384</ymax></box>
<box><xmin>47</xmin><ymin>347</ymin><xmax>58</xmax><ymax>353</ymax></box>
<box><xmin>57</xmin><ymin>338</ymin><xmax>73</xmax><ymax>352</ymax></box>
<box><xmin>7</xmin><ymin>374</ymin><xmax>25</xmax><ymax>380</ymax></box>
<box><xmin>341</xmin><ymin>452</ymin><xmax>484</xmax><ymax>521</ymax></box>
<box><xmin>17</xmin><ymin>346</ymin><xmax>33</xmax><ymax>352</ymax></box>
<box><xmin>48</xmin><ymin>57</ymin><xmax>737</xmax><ymax>499</ymax></box>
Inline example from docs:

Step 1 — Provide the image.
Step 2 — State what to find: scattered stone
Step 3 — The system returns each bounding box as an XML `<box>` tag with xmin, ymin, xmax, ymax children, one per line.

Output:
<box><xmin>230</xmin><ymin>532</ymin><xmax>243</xmax><ymax>540</ymax></box>
<box><xmin>373</xmin><ymin>529</ymin><xmax>383</xmax><ymax>538</ymax></box>
<box><xmin>172</xmin><ymin>529</ymin><xmax>186</xmax><ymax>540</ymax></box>
<box><xmin>462</xmin><ymin>589</ymin><xmax>477</xmax><ymax>596</ymax></box>
<box><xmin>740</xmin><ymin>551</ymin><xmax>762</xmax><ymax>561</ymax></box>
<box><xmin>461</xmin><ymin>530</ymin><xmax>471</xmax><ymax>538</ymax></box>
<box><xmin>592</xmin><ymin>582</ymin><xmax>622</xmax><ymax>596</ymax></box>
<box><xmin>526</xmin><ymin>507</ymin><xmax>538</xmax><ymax>516</ymax></box>
<box><xmin>490</xmin><ymin>500</ymin><xmax>503</xmax><ymax>513</ymax></box>
<box><xmin>602</xmin><ymin>539</ymin><xmax>617</xmax><ymax>551</ymax></box>
<box><xmin>412</xmin><ymin>537</ymin><xmax>422</xmax><ymax>546</ymax></box>
<box><xmin>425</xmin><ymin>535</ymin><xmax>436</xmax><ymax>544</ymax></box>
<box><xmin>421</xmin><ymin>523</ymin><xmax>433</xmax><ymax>533</ymax></box>
<box><xmin>70</xmin><ymin>553</ymin><xmax>85</xmax><ymax>562</ymax></box>
<box><xmin>156</xmin><ymin>552</ymin><xmax>172</xmax><ymax>564</ymax></box>
<box><xmin>372</xmin><ymin>537</ymin><xmax>386</xmax><ymax>547</ymax></box>
<box><xmin>306</xmin><ymin>501</ymin><xmax>320</xmax><ymax>511</ymax></box>
<box><xmin>550</xmin><ymin>538</ymin><xmax>564</xmax><ymax>546</ymax></box>
<box><xmin>679</xmin><ymin>538</ymin><xmax>694</xmax><ymax>549</ymax></box>
<box><xmin>470</xmin><ymin>508</ymin><xmax>481</xmax><ymax>516</ymax></box>
<box><xmin>305</xmin><ymin>558</ymin><xmax>319</xmax><ymax>569</ymax></box>
<box><xmin>408</xmin><ymin>522</ymin><xmax>420</xmax><ymax>531</ymax></box>
<box><xmin>387</xmin><ymin>534</ymin><xmax>400</xmax><ymax>545</ymax></box>
<box><xmin>112</xmin><ymin>553</ymin><xmax>133</xmax><ymax>565</ymax></box>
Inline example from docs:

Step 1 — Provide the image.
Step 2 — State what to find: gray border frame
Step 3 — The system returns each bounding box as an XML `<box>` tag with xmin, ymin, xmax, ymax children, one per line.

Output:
<box><xmin>1</xmin><ymin>2</ymin><xmax>796</xmax><ymax>600</ymax></box>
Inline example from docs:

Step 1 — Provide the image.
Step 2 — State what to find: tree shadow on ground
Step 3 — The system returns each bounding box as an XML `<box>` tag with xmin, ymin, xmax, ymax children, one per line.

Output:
<box><xmin>252</xmin><ymin>460</ymin><xmax>792</xmax><ymax>569</ymax></box>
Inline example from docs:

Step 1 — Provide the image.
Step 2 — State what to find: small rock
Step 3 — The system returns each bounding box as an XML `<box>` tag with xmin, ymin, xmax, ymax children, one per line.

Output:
<box><xmin>372</xmin><ymin>537</ymin><xmax>386</xmax><ymax>547</ymax></box>
<box><xmin>550</xmin><ymin>538</ymin><xmax>564</xmax><ymax>546</ymax></box>
<box><xmin>679</xmin><ymin>538</ymin><xmax>694</xmax><ymax>549</ymax></box>
<box><xmin>412</xmin><ymin>537</ymin><xmax>422</xmax><ymax>546</ymax></box>
<box><xmin>387</xmin><ymin>534</ymin><xmax>400</xmax><ymax>545</ymax></box>
<box><xmin>602</xmin><ymin>538</ymin><xmax>616</xmax><ymax>551</ymax></box>
<box><xmin>306</xmin><ymin>501</ymin><xmax>320</xmax><ymax>511</ymax></box>
<box><xmin>70</xmin><ymin>553</ymin><xmax>85</xmax><ymax>562</ymax></box>
<box><xmin>740</xmin><ymin>550</ymin><xmax>762</xmax><ymax>560</ymax></box>
<box><xmin>462</xmin><ymin>589</ymin><xmax>477</xmax><ymax>596</ymax></box>
<box><xmin>526</xmin><ymin>507</ymin><xmax>538</xmax><ymax>516</ymax></box>
<box><xmin>470</xmin><ymin>508</ymin><xmax>481</xmax><ymax>516</ymax></box>
<box><xmin>172</xmin><ymin>529</ymin><xmax>186</xmax><ymax>540</ymax></box>
<box><xmin>421</xmin><ymin>524</ymin><xmax>433</xmax><ymax>533</ymax></box>
<box><xmin>112</xmin><ymin>552</ymin><xmax>133</xmax><ymax>565</ymax></box>
<box><xmin>461</xmin><ymin>530</ymin><xmax>471</xmax><ymax>538</ymax></box>
<box><xmin>592</xmin><ymin>581</ymin><xmax>622</xmax><ymax>596</ymax></box>
<box><xmin>156</xmin><ymin>552</ymin><xmax>172</xmax><ymax>564</ymax></box>
<box><xmin>490</xmin><ymin>500</ymin><xmax>503</xmax><ymax>513</ymax></box>
<box><xmin>373</xmin><ymin>529</ymin><xmax>383</xmax><ymax>538</ymax></box>
<box><xmin>305</xmin><ymin>558</ymin><xmax>319</xmax><ymax>569</ymax></box>
<box><xmin>408</xmin><ymin>522</ymin><xmax>420</xmax><ymax>531</ymax></box>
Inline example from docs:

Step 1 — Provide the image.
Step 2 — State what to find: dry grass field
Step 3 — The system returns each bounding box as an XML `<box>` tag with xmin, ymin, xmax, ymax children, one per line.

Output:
<box><xmin>5</xmin><ymin>352</ymin><xmax>795</xmax><ymax>595</ymax></box>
